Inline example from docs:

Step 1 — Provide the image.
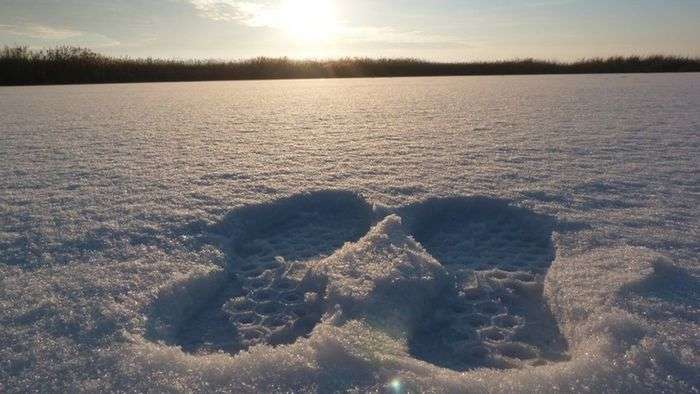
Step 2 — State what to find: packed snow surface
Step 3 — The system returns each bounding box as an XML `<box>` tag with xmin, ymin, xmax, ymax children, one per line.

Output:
<box><xmin>1</xmin><ymin>74</ymin><xmax>699</xmax><ymax>393</ymax></box>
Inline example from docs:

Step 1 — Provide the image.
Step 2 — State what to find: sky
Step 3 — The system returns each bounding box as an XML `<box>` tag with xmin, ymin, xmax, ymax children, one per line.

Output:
<box><xmin>0</xmin><ymin>0</ymin><xmax>699</xmax><ymax>61</ymax></box>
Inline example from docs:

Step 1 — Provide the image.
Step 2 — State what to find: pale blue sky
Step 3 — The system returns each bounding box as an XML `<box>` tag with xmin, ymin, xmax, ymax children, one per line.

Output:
<box><xmin>1</xmin><ymin>0</ymin><xmax>698</xmax><ymax>61</ymax></box>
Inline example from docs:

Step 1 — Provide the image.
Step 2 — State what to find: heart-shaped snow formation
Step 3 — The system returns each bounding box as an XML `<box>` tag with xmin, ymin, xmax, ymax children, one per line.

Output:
<box><xmin>145</xmin><ymin>192</ymin><xmax>568</xmax><ymax>372</ymax></box>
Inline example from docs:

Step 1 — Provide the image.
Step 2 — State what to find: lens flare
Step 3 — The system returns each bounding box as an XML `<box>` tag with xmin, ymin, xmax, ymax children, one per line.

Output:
<box><xmin>389</xmin><ymin>378</ymin><xmax>402</xmax><ymax>392</ymax></box>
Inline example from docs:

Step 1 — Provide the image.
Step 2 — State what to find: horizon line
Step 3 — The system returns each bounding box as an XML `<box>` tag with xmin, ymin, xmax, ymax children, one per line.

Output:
<box><xmin>4</xmin><ymin>45</ymin><xmax>700</xmax><ymax>64</ymax></box>
<box><xmin>3</xmin><ymin>45</ymin><xmax>699</xmax><ymax>86</ymax></box>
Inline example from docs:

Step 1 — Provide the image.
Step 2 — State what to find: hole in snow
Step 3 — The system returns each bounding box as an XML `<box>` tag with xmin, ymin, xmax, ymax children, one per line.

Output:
<box><xmin>145</xmin><ymin>190</ymin><xmax>372</xmax><ymax>356</ymax></box>
<box><xmin>405</xmin><ymin>197</ymin><xmax>567</xmax><ymax>371</ymax></box>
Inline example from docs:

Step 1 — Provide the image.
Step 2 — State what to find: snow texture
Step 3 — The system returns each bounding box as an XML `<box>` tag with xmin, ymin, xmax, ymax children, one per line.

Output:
<box><xmin>1</xmin><ymin>74</ymin><xmax>699</xmax><ymax>393</ymax></box>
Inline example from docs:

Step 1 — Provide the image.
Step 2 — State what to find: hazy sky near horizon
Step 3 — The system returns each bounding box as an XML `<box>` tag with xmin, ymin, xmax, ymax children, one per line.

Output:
<box><xmin>1</xmin><ymin>0</ymin><xmax>699</xmax><ymax>61</ymax></box>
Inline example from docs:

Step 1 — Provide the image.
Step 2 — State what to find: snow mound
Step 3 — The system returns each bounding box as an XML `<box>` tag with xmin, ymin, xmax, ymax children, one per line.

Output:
<box><xmin>309</xmin><ymin>214</ymin><xmax>445</xmax><ymax>332</ymax></box>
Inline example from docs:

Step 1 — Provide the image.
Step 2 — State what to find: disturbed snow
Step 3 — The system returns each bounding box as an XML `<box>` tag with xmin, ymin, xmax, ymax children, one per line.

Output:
<box><xmin>0</xmin><ymin>74</ymin><xmax>699</xmax><ymax>393</ymax></box>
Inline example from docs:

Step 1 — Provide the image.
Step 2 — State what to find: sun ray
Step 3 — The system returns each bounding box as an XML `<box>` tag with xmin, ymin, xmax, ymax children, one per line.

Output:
<box><xmin>278</xmin><ymin>0</ymin><xmax>339</xmax><ymax>43</ymax></box>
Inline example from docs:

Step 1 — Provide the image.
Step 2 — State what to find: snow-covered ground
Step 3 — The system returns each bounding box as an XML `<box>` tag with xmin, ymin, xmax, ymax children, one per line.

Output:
<box><xmin>1</xmin><ymin>74</ymin><xmax>698</xmax><ymax>392</ymax></box>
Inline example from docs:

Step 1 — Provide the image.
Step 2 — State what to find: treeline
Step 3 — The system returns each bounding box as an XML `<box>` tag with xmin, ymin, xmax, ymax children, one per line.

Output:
<box><xmin>2</xmin><ymin>46</ymin><xmax>699</xmax><ymax>85</ymax></box>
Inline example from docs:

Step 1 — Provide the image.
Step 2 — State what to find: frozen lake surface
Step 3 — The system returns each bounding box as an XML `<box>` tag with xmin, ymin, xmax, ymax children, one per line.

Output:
<box><xmin>1</xmin><ymin>74</ymin><xmax>698</xmax><ymax>392</ymax></box>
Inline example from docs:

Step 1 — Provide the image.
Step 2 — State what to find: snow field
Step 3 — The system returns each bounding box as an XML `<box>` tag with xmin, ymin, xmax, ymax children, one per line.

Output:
<box><xmin>1</xmin><ymin>74</ymin><xmax>698</xmax><ymax>392</ymax></box>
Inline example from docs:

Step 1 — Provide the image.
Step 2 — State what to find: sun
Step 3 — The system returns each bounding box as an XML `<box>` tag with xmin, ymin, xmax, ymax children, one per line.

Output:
<box><xmin>278</xmin><ymin>0</ymin><xmax>339</xmax><ymax>43</ymax></box>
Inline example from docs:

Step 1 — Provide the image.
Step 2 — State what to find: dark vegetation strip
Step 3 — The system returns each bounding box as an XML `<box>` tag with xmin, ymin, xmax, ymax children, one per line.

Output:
<box><xmin>2</xmin><ymin>46</ymin><xmax>699</xmax><ymax>86</ymax></box>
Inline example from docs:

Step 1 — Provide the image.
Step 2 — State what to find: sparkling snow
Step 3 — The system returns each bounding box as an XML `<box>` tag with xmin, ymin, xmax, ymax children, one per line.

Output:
<box><xmin>1</xmin><ymin>74</ymin><xmax>698</xmax><ymax>392</ymax></box>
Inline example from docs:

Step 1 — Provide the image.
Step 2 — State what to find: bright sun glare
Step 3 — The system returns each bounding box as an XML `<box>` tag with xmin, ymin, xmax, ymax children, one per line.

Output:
<box><xmin>278</xmin><ymin>0</ymin><xmax>339</xmax><ymax>43</ymax></box>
